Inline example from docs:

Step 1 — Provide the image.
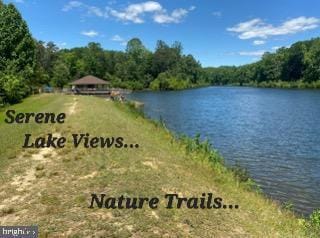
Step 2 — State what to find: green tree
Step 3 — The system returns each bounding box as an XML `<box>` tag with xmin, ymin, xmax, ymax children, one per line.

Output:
<box><xmin>83</xmin><ymin>42</ymin><xmax>106</xmax><ymax>78</ymax></box>
<box><xmin>177</xmin><ymin>54</ymin><xmax>202</xmax><ymax>84</ymax></box>
<box><xmin>0</xmin><ymin>73</ymin><xmax>26</xmax><ymax>103</ymax></box>
<box><xmin>124</xmin><ymin>38</ymin><xmax>153</xmax><ymax>87</ymax></box>
<box><xmin>260</xmin><ymin>52</ymin><xmax>284</xmax><ymax>82</ymax></box>
<box><xmin>51</xmin><ymin>60</ymin><xmax>70</xmax><ymax>89</ymax></box>
<box><xmin>126</xmin><ymin>38</ymin><xmax>146</xmax><ymax>62</ymax></box>
<box><xmin>281</xmin><ymin>43</ymin><xmax>306</xmax><ymax>81</ymax></box>
<box><xmin>43</xmin><ymin>42</ymin><xmax>59</xmax><ymax>78</ymax></box>
<box><xmin>33</xmin><ymin>41</ymin><xmax>50</xmax><ymax>86</ymax></box>
<box><xmin>0</xmin><ymin>1</ymin><xmax>36</xmax><ymax>102</ymax></box>
<box><xmin>304</xmin><ymin>39</ymin><xmax>320</xmax><ymax>82</ymax></box>
<box><xmin>152</xmin><ymin>40</ymin><xmax>181</xmax><ymax>77</ymax></box>
<box><xmin>0</xmin><ymin>3</ymin><xmax>35</xmax><ymax>72</ymax></box>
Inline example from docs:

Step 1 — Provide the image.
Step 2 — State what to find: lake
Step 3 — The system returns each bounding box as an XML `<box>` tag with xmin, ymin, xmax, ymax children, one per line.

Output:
<box><xmin>129</xmin><ymin>86</ymin><xmax>320</xmax><ymax>216</ymax></box>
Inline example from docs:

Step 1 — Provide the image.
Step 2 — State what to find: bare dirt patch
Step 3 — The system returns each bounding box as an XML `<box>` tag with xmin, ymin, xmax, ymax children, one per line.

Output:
<box><xmin>0</xmin><ymin>133</ymin><xmax>63</xmax><ymax>224</ymax></box>
<box><xmin>9</xmin><ymin>145</ymin><xmax>59</xmax><ymax>192</ymax></box>
<box><xmin>142</xmin><ymin>158</ymin><xmax>162</xmax><ymax>170</ymax></box>
<box><xmin>142</xmin><ymin>161</ymin><xmax>158</xmax><ymax>170</ymax></box>
<box><xmin>68</xmin><ymin>98</ymin><xmax>78</xmax><ymax>115</ymax></box>
<box><xmin>150</xmin><ymin>211</ymin><xmax>159</xmax><ymax>219</ymax></box>
<box><xmin>64</xmin><ymin>97</ymin><xmax>78</xmax><ymax>115</ymax></box>
<box><xmin>80</xmin><ymin>171</ymin><xmax>98</xmax><ymax>180</ymax></box>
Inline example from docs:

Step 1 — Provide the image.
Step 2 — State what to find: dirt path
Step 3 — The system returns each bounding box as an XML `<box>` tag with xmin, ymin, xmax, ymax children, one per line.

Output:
<box><xmin>0</xmin><ymin>138</ymin><xmax>61</xmax><ymax>224</ymax></box>
<box><xmin>65</xmin><ymin>97</ymin><xmax>78</xmax><ymax>115</ymax></box>
<box><xmin>0</xmin><ymin>98</ymin><xmax>78</xmax><ymax>224</ymax></box>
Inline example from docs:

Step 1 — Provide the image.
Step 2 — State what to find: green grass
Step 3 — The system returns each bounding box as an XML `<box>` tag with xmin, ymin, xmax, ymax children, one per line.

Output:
<box><xmin>0</xmin><ymin>94</ymin><xmax>317</xmax><ymax>237</ymax></box>
<box><xmin>0</xmin><ymin>94</ymin><xmax>73</xmax><ymax>170</ymax></box>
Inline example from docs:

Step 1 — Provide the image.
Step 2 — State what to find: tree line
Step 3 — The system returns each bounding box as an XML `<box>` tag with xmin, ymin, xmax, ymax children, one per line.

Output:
<box><xmin>204</xmin><ymin>38</ymin><xmax>320</xmax><ymax>88</ymax></box>
<box><xmin>1</xmin><ymin>1</ymin><xmax>320</xmax><ymax>104</ymax></box>
<box><xmin>0</xmin><ymin>1</ymin><xmax>206</xmax><ymax>104</ymax></box>
<box><xmin>45</xmin><ymin>39</ymin><xmax>205</xmax><ymax>91</ymax></box>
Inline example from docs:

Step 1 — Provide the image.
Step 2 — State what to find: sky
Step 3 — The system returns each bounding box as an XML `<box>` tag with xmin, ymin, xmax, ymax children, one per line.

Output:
<box><xmin>4</xmin><ymin>0</ymin><xmax>320</xmax><ymax>67</ymax></box>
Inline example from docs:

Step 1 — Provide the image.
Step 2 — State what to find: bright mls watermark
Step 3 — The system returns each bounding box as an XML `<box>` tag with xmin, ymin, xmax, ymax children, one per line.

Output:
<box><xmin>0</xmin><ymin>226</ymin><xmax>38</xmax><ymax>238</ymax></box>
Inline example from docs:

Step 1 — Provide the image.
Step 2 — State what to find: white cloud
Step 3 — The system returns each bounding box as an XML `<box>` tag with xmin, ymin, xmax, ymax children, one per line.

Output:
<box><xmin>111</xmin><ymin>35</ymin><xmax>127</xmax><ymax>46</ymax></box>
<box><xmin>111</xmin><ymin>34</ymin><xmax>124</xmax><ymax>42</ymax></box>
<box><xmin>108</xmin><ymin>1</ymin><xmax>162</xmax><ymax>23</ymax></box>
<box><xmin>153</xmin><ymin>8</ymin><xmax>189</xmax><ymax>24</ymax></box>
<box><xmin>64</xmin><ymin>1</ymin><xmax>194</xmax><ymax>24</ymax></box>
<box><xmin>253</xmin><ymin>40</ymin><xmax>266</xmax><ymax>45</ymax></box>
<box><xmin>227</xmin><ymin>16</ymin><xmax>320</xmax><ymax>40</ymax></box>
<box><xmin>108</xmin><ymin>1</ymin><xmax>194</xmax><ymax>24</ymax></box>
<box><xmin>81</xmin><ymin>30</ymin><xmax>99</xmax><ymax>37</ymax></box>
<box><xmin>87</xmin><ymin>6</ymin><xmax>104</xmax><ymax>17</ymax></box>
<box><xmin>238</xmin><ymin>50</ymin><xmax>266</xmax><ymax>56</ymax></box>
<box><xmin>63</xmin><ymin>1</ymin><xmax>84</xmax><ymax>11</ymax></box>
<box><xmin>212</xmin><ymin>11</ymin><xmax>222</xmax><ymax>18</ymax></box>
<box><xmin>237</xmin><ymin>45</ymin><xmax>287</xmax><ymax>57</ymax></box>
<box><xmin>63</xmin><ymin>1</ymin><xmax>105</xmax><ymax>17</ymax></box>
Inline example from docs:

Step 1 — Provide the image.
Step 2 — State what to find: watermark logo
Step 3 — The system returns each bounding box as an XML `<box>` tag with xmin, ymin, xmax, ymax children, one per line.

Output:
<box><xmin>0</xmin><ymin>226</ymin><xmax>38</xmax><ymax>238</ymax></box>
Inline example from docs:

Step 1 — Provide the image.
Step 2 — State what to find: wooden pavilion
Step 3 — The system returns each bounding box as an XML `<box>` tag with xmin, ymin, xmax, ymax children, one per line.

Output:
<box><xmin>69</xmin><ymin>75</ymin><xmax>111</xmax><ymax>95</ymax></box>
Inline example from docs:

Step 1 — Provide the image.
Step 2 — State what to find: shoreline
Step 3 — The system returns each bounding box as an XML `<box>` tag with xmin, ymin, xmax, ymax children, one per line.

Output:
<box><xmin>126</xmin><ymin>90</ymin><xmax>320</xmax><ymax>218</ymax></box>
<box><xmin>124</xmin><ymin>99</ymin><xmax>309</xmax><ymax>217</ymax></box>
<box><xmin>128</xmin><ymin>81</ymin><xmax>320</xmax><ymax>93</ymax></box>
<box><xmin>0</xmin><ymin>94</ymin><xmax>318</xmax><ymax>236</ymax></box>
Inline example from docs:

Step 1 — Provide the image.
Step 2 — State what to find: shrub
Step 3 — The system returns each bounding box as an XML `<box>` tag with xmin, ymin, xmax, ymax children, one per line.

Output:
<box><xmin>149</xmin><ymin>78</ymin><xmax>161</xmax><ymax>90</ymax></box>
<box><xmin>230</xmin><ymin>163</ymin><xmax>250</xmax><ymax>183</ymax></box>
<box><xmin>150</xmin><ymin>72</ymin><xmax>191</xmax><ymax>91</ymax></box>
<box><xmin>310</xmin><ymin>209</ymin><xmax>320</xmax><ymax>228</ymax></box>
<box><xmin>0</xmin><ymin>73</ymin><xmax>28</xmax><ymax>103</ymax></box>
<box><xmin>116</xmin><ymin>101</ymin><xmax>145</xmax><ymax>118</ymax></box>
<box><xmin>179</xmin><ymin>134</ymin><xmax>223</xmax><ymax>165</ymax></box>
<box><xmin>304</xmin><ymin>209</ymin><xmax>320</xmax><ymax>237</ymax></box>
<box><xmin>281</xmin><ymin>201</ymin><xmax>294</xmax><ymax>211</ymax></box>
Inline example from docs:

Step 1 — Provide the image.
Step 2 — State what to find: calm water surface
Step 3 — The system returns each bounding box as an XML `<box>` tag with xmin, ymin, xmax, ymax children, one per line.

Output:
<box><xmin>129</xmin><ymin>87</ymin><xmax>320</xmax><ymax>215</ymax></box>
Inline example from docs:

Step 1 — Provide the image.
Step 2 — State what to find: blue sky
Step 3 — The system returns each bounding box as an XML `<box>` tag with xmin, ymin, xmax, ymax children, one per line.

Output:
<box><xmin>5</xmin><ymin>0</ymin><xmax>320</xmax><ymax>67</ymax></box>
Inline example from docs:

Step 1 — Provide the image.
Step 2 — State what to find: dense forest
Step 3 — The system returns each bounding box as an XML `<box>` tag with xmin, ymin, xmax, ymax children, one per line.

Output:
<box><xmin>205</xmin><ymin>38</ymin><xmax>320</xmax><ymax>88</ymax></box>
<box><xmin>1</xmin><ymin>1</ymin><xmax>320</xmax><ymax>104</ymax></box>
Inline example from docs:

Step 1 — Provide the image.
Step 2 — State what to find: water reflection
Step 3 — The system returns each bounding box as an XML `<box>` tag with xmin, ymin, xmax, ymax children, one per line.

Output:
<box><xmin>129</xmin><ymin>87</ymin><xmax>320</xmax><ymax>215</ymax></box>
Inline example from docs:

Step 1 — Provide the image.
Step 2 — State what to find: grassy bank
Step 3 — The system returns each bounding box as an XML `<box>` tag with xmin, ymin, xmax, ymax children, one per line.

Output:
<box><xmin>0</xmin><ymin>94</ymin><xmax>317</xmax><ymax>237</ymax></box>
